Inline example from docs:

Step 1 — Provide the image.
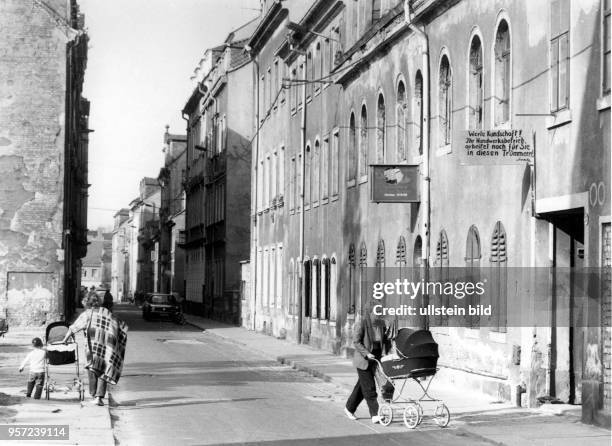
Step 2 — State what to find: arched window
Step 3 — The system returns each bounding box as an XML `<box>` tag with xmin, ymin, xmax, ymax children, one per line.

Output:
<box><xmin>469</xmin><ymin>35</ymin><xmax>484</xmax><ymax>129</ymax></box>
<box><xmin>313</xmin><ymin>139</ymin><xmax>320</xmax><ymax>204</ymax></box>
<box><xmin>322</xmin><ymin>257</ymin><xmax>331</xmax><ymax>320</ymax></box>
<box><xmin>414</xmin><ymin>71</ymin><xmax>423</xmax><ymax>156</ymax></box>
<box><xmin>413</xmin><ymin>236</ymin><xmax>423</xmax><ymax>267</ymax></box>
<box><xmin>330</xmin><ymin>257</ymin><xmax>337</xmax><ymax>321</ymax></box>
<box><xmin>396</xmin><ymin>81</ymin><xmax>407</xmax><ymax>162</ymax></box>
<box><xmin>359</xmin><ymin>105</ymin><xmax>368</xmax><ymax>178</ymax></box>
<box><xmin>434</xmin><ymin>230</ymin><xmax>450</xmax><ymax>326</ymax></box>
<box><xmin>315</xmin><ymin>41</ymin><xmax>321</xmax><ymax>95</ymax></box>
<box><xmin>490</xmin><ymin>221</ymin><xmax>507</xmax><ymax>332</ymax></box>
<box><xmin>313</xmin><ymin>258</ymin><xmax>321</xmax><ymax>318</ymax></box>
<box><xmin>396</xmin><ymin>236</ymin><xmax>407</xmax><ymax>265</ymax></box>
<box><xmin>348</xmin><ymin>112</ymin><xmax>357</xmax><ymax>182</ymax></box>
<box><xmin>373</xmin><ymin>240</ymin><xmax>383</xmax><ymax>291</ymax></box>
<box><xmin>358</xmin><ymin>242</ymin><xmax>368</xmax><ymax>316</ymax></box>
<box><xmin>439</xmin><ymin>55</ymin><xmax>452</xmax><ymax>146</ymax></box>
<box><xmin>466</xmin><ymin>225</ymin><xmax>481</xmax><ymax>328</ymax></box>
<box><xmin>348</xmin><ymin>244</ymin><xmax>356</xmax><ymax>314</ymax></box>
<box><xmin>303</xmin><ymin>259</ymin><xmax>312</xmax><ymax>317</ymax></box>
<box><xmin>305</xmin><ymin>144</ymin><xmax>311</xmax><ymax>205</ymax></box>
<box><xmin>494</xmin><ymin>20</ymin><xmax>511</xmax><ymax>124</ymax></box>
<box><xmin>376</xmin><ymin>93</ymin><xmax>386</xmax><ymax>162</ymax></box>
<box><xmin>306</xmin><ymin>51</ymin><xmax>313</xmax><ymax>99</ymax></box>
<box><xmin>289</xmin><ymin>259</ymin><xmax>295</xmax><ymax>314</ymax></box>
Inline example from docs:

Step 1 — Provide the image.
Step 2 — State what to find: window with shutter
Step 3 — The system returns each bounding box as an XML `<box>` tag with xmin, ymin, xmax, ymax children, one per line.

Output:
<box><xmin>348</xmin><ymin>244</ymin><xmax>356</xmax><ymax>314</ymax></box>
<box><xmin>490</xmin><ymin>221</ymin><xmax>507</xmax><ymax>333</ymax></box>
<box><xmin>465</xmin><ymin>226</ymin><xmax>481</xmax><ymax>328</ymax></box>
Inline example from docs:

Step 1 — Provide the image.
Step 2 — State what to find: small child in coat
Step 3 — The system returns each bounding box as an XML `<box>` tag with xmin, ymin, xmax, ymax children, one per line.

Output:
<box><xmin>19</xmin><ymin>337</ymin><xmax>46</xmax><ymax>399</ymax></box>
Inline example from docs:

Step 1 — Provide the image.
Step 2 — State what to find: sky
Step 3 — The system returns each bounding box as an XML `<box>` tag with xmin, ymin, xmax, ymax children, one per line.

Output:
<box><xmin>79</xmin><ymin>0</ymin><xmax>260</xmax><ymax>230</ymax></box>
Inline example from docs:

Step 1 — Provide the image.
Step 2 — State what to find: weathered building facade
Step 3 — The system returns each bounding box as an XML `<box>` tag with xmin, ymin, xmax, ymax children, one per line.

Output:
<box><xmin>111</xmin><ymin>209</ymin><xmax>129</xmax><ymax>301</ymax></box>
<box><xmin>182</xmin><ymin>20</ymin><xmax>256</xmax><ymax>322</ymax></box>
<box><xmin>157</xmin><ymin>128</ymin><xmax>187</xmax><ymax>296</ymax></box>
<box><xmin>0</xmin><ymin>0</ymin><xmax>90</xmax><ymax>326</ymax></box>
<box><xmin>243</xmin><ymin>0</ymin><xmax>611</xmax><ymax>425</ymax></box>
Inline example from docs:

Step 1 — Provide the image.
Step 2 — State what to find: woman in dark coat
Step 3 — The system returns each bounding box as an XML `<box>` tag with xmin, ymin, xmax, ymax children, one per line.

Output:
<box><xmin>344</xmin><ymin>305</ymin><xmax>392</xmax><ymax>423</ymax></box>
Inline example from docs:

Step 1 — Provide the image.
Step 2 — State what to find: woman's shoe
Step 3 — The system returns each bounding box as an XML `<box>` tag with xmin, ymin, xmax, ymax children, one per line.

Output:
<box><xmin>344</xmin><ymin>408</ymin><xmax>357</xmax><ymax>420</ymax></box>
<box><xmin>371</xmin><ymin>415</ymin><xmax>382</xmax><ymax>424</ymax></box>
<box><xmin>90</xmin><ymin>397</ymin><xmax>104</xmax><ymax>406</ymax></box>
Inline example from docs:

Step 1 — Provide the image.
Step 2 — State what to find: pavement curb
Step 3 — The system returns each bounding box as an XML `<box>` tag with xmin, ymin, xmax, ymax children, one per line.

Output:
<box><xmin>186</xmin><ymin>317</ymin><xmax>352</xmax><ymax>393</ymax></box>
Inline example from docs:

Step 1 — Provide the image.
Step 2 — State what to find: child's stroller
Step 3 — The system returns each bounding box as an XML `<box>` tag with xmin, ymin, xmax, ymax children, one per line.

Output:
<box><xmin>44</xmin><ymin>321</ymin><xmax>84</xmax><ymax>401</ymax></box>
<box><xmin>373</xmin><ymin>328</ymin><xmax>450</xmax><ymax>429</ymax></box>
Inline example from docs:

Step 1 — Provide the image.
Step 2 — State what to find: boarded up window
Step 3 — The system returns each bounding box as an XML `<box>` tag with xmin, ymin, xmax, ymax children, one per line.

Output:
<box><xmin>396</xmin><ymin>81</ymin><xmax>407</xmax><ymax>162</ymax></box>
<box><xmin>376</xmin><ymin>94</ymin><xmax>386</xmax><ymax>162</ymax></box>
<box><xmin>348</xmin><ymin>113</ymin><xmax>357</xmax><ymax>182</ymax></box>
<box><xmin>466</xmin><ymin>225</ymin><xmax>481</xmax><ymax>328</ymax></box>
<box><xmin>360</xmin><ymin>105</ymin><xmax>368</xmax><ymax>177</ymax></box>
<box><xmin>550</xmin><ymin>1</ymin><xmax>569</xmax><ymax>112</ymax></box>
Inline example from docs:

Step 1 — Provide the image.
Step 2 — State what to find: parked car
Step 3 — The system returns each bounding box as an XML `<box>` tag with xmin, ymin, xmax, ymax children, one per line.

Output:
<box><xmin>142</xmin><ymin>293</ymin><xmax>182</xmax><ymax>322</ymax></box>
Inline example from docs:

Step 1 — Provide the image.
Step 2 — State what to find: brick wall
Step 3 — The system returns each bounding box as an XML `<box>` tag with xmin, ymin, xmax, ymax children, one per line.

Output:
<box><xmin>0</xmin><ymin>0</ymin><xmax>83</xmax><ymax>326</ymax></box>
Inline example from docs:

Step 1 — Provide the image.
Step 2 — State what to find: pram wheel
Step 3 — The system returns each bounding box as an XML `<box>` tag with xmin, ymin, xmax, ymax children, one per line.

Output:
<box><xmin>402</xmin><ymin>403</ymin><xmax>420</xmax><ymax>429</ymax></box>
<box><xmin>433</xmin><ymin>403</ymin><xmax>450</xmax><ymax>427</ymax></box>
<box><xmin>44</xmin><ymin>383</ymin><xmax>50</xmax><ymax>400</ymax></box>
<box><xmin>378</xmin><ymin>404</ymin><xmax>393</xmax><ymax>426</ymax></box>
<box><xmin>416</xmin><ymin>402</ymin><xmax>424</xmax><ymax>425</ymax></box>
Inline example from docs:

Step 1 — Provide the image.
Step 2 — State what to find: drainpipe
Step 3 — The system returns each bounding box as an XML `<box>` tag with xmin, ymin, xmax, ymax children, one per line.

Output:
<box><xmin>247</xmin><ymin>47</ymin><xmax>260</xmax><ymax>331</ymax></box>
<box><xmin>406</xmin><ymin>5</ymin><xmax>430</xmax><ymax>329</ymax></box>
<box><xmin>297</xmin><ymin>54</ymin><xmax>307</xmax><ymax>344</ymax></box>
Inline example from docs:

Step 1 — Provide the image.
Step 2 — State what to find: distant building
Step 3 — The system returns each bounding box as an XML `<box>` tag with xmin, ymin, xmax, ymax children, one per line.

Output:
<box><xmin>156</xmin><ymin>127</ymin><xmax>187</xmax><ymax>296</ymax></box>
<box><xmin>0</xmin><ymin>0</ymin><xmax>90</xmax><ymax>326</ymax></box>
<box><xmin>111</xmin><ymin>209</ymin><xmax>130</xmax><ymax>300</ymax></box>
<box><xmin>182</xmin><ymin>18</ymin><xmax>256</xmax><ymax>322</ymax></box>
<box><xmin>81</xmin><ymin>231</ymin><xmax>112</xmax><ymax>290</ymax></box>
<box><xmin>125</xmin><ymin>178</ymin><xmax>161</xmax><ymax>296</ymax></box>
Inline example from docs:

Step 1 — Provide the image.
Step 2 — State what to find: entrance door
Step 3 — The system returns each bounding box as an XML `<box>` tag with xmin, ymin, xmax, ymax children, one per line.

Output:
<box><xmin>548</xmin><ymin>209</ymin><xmax>585</xmax><ymax>404</ymax></box>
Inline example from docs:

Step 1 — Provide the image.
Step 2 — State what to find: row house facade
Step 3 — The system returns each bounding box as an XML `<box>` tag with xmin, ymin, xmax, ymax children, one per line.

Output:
<box><xmin>182</xmin><ymin>20</ymin><xmax>256</xmax><ymax>322</ymax></box>
<box><xmin>111</xmin><ymin>209</ymin><xmax>129</xmax><ymax>301</ymax></box>
<box><xmin>156</xmin><ymin>128</ymin><xmax>187</xmax><ymax>297</ymax></box>
<box><xmin>244</xmin><ymin>0</ymin><xmax>610</xmax><ymax>426</ymax></box>
<box><xmin>0</xmin><ymin>0</ymin><xmax>90</xmax><ymax>326</ymax></box>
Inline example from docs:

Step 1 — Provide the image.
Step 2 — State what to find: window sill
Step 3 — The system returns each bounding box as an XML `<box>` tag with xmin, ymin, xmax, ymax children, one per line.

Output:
<box><xmin>546</xmin><ymin>109</ymin><xmax>572</xmax><ymax>129</ymax></box>
<box><xmin>358</xmin><ymin>175</ymin><xmax>368</xmax><ymax>184</ymax></box>
<box><xmin>436</xmin><ymin>144</ymin><xmax>452</xmax><ymax>156</ymax></box>
<box><xmin>321</xmin><ymin>197</ymin><xmax>329</xmax><ymax>205</ymax></box>
<box><xmin>330</xmin><ymin>195</ymin><xmax>339</xmax><ymax>202</ymax></box>
<box><xmin>319</xmin><ymin>319</ymin><xmax>328</xmax><ymax>325</ymax></box>
<box><xmin>291</xmin><ymin>108</ymin><xmax>297</xmax><ymax>116</ymax></box>
<box><xmin>312</xmin><ymin>201</ymin><xmax>319</xmax><ymax>208</ymax></box>
<box><xmin>304</xmin><ymin>204</ymin><xmax>310</xmax><ymax>211</ymax></box>
<box><xmin>306</xmin><ymin>96</ymin><xmax>312</xmax><ymax>104</ymax></box>
<box><xmin>346</xmin><ymin>179</ymin><xmax>356</xmax><ymax>188</ymax></box>
<box><xmin>597</xmin><ymin>94</ymin><xmax>611</xmax><ymax>111</ymax></box>
<box><xmin>346</xmin><ymin>313</ymin><xmax>355</xmax><ymax>321</ymax></box>
<box><xmin>314</xmin><ymin>88</ymin><xmax>320</xmax><ymax>97</ymax></box>
<box><xmin>329</xmin><ymin>320</ymin><xmax>336</xmax><ymax>327</ymax></box>
<box><xmin>289</xmin><ymin>209</ymin><xmax>295</xmax><ymax>215</ymax></box>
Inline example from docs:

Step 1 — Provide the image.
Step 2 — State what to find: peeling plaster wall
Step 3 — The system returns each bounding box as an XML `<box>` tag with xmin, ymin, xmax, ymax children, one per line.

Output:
<box><xmin>0</xmin><ymin>0</ymin><xmax>70</xmax><ymax>326</ymax></box>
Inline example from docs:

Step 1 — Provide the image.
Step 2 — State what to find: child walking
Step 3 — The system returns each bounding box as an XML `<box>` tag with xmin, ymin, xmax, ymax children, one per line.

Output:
<box><xmin>19</xmin><ymin>337</ymin><xmax>46</xmax><ymax>399</ymax></box>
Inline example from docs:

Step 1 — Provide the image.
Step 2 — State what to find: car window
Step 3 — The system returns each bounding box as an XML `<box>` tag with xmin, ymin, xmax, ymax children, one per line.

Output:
<box><xmin>151</xmin><ymin>295</ymin><xmax>170</xmax><ymax>304</ymax></box>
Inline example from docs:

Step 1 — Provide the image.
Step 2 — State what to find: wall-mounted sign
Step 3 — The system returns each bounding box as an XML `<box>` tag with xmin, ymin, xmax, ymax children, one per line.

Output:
<box><xmin>458</xmin><ymin>129</ymin><xmax>533</xmax><ymax>165</ymax></box>
<box><xmin>371</xmin><ymin>164</ymin><xmax>419</xmax><ymax>203</ymax></box>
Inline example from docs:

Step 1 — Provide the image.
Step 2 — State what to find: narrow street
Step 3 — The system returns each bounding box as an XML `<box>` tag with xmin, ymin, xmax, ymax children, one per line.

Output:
<box><xmin>109</xmin><ymin>304</ymin><xmax>493</xmax><ymax>446</ymax></box>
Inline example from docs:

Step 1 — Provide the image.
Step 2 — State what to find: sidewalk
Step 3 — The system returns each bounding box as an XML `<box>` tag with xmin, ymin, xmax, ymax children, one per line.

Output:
<box><xmin>185</xmin><ymin>314</ymin><xmax>611</xmax><ymax>446</ymax></box>
<box><xmin>0</xmin><ymin>328</ymin><xmax>114</xmax><ymax>446</ymax></box>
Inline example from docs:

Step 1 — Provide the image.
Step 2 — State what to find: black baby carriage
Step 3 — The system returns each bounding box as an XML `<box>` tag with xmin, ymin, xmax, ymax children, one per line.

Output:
<box><xmin>373</xmin><ymin>328</ymin><xmax>450</xmax><ymax>429</ymax></box>
<box><xmin>44</xmin><ymin>321</ymin><xmax>84</xmax><ymax>401</ymax></box>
